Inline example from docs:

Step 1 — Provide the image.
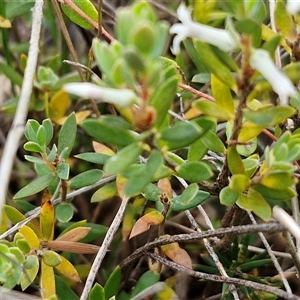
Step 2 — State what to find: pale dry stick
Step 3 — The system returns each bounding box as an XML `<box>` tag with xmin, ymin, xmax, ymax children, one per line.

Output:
<box><xmin>63</xmin><ymin>60</ymin><xmax>100</xmax><ymax>81</ymax></box>
<box><xmin>80</xmin><ymin>195</ymin><xmax>130</xmax><ymax>300</ymax></box>
<box><xmin>247</xmin><ymin>211</ymin><xmax>292</xmax><ymax>294</ymax></box>
<box><xmin>273</xmin><ymin>206</ymin><xmax>300</xmax><ymax>241</ymax></box>
<box><xmin>269</xmin><ymin>0</ymin><xmax>281</xmax><ymax>69</ymax></box>
<box><xmin>176</xmin><ymin>176</ymin><xmax>240</xmax><ymax>300</ymax></box>
<box><xmin>0</xmin><ymin>1</ymin><xmax>44</xmax><ymax>226</ymax></box>
<box><xmin>0</xmin><ymin>175</ymin><xmax>116</xmax><ymax>240</ymax></box>
<box><xmin>147</xmin><ymin>251</ymin><xmax>300</xmax><ymax>300</ymax></box>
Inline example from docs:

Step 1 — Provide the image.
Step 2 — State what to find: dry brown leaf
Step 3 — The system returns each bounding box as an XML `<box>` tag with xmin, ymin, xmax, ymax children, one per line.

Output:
<box><xmin>42</xmin><ymin>240</ymin><xmax>100</xmax><ymax>254</ymax></box>
<box><xmin>158</xmin><ymin>178</ymin><xmax>173</xmax><ymax>198</ymax></box>
<box><xmin>161</xmin><ymin>242</ymin><xmax>192</xmax><ymax>269</ymax></box>
<box><xmin>92</xmin><ymin>141</ymin><xmax>114</xmax><ymax>155</ymax></box>
<box><xmin>129</xmin><ymin>211</ymin><xmax>164</xmax><ymax>239</ymax></box>
<box><xmin>56</xmin><ymin>227</ymin><xmax>91</xmax><ymax>242</ymax></box>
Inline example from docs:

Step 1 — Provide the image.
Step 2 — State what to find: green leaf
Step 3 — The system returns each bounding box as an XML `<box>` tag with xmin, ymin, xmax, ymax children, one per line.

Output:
<box><xmin>123</xmin><ymin>47</ymin><xmax>146</xmax><ymax>73</ymax></box>
<box><xmin>55</xmin><ymin>203</ymin><xmax>73</xmax><ymax>223</ymax></box>
<box><xmin>130</xmin><ymin>23</ymin><xmax>156</xmax><ymax>55</ymax></box>
<box><xmin>104</xmin><ymin>266</ymin><xmax>121</xmax><ymax>300</ymax></box>
<box><xmin>188</xmin><ymin>138</ymin><xmax>208</xmax><ymax>161</ymax></box>
<box><xmin>24</xmin><ymin>141</ymin><xmax>44</xmax><ymax>153</ymax></box>
<box><xmin>6</xmin><ymin>2</ymin><xmax>35</xmax><ymax>19</ymax></box>
<box><xmin>42</xmin><ymin>119</ymin><xmax>54</xmax><ymax>146</ymax></box>
<box><xmin>58</xmin><ymin>112</ymin><xmax>77</xmax><ymax>158</ymax></box>
<box><xmin>171</xmin><ymin>183</ymin><xmax>210</xmax><ymax>211</ymax></box>
<box><xmin>14</xmin><ymin>172</ymin><xmax>56</xmax><ymax>199</ymax></box>
<box><xmin>61</xmin><ymin>0</ymin><xmax>98</xmax><ymax>30</ymax></box>
<box><xmin>93</xmin><ymin>40</ymin><xmax>122</xmax><ymax>75</ymax></box>
<box><xmin>91</xmin><ymin>182</ymin><xmax>118</xmax><ymax>203</ymax></box>
<box><xmin>150</xmin><ymin>73</ymin><xmax>178</xmax><ymax>129</ymax></box>
<box><xmin>176</xmin><ymin>161</ymin><xmax>213</xmax><ymax>183</ymax></box>
<box><xmin>24</xmin><ymin>119</ymin><xmax>40</xmax><ymax>142</ymax></box>
<box><xmin>130</xmin><ymin>270</ymin><xmax>160</xmax><ymax>298</ymax></box>
<box><xmin>55</xmin><ymin>275</ymin><xmax>80</xmax><ymax>300</ymax></box>
<box><xmin>220</xmin><ymin>186</ymin><xmax>239</xmax><ymax>206</ymax></box>
<box><xmin>253</xmin><ymin>184</ymin><xmax>296</xmax><ymax>201</ymax></box>
<box><xmin>238</xmin><ymin>259</ymin><xmax>272</xmax><ymax>273</ymax></box>
<box><xmin>142</xmin><ymin>183</ymin><xmax>162</xmax><ymax>202</ymax></box>
<box><xmin>243</xmin><ymin>106</ymin><xmax>295</xmax><ymax>127</ymax></box>
<box><xmin>193</xmin><ymin>41</ymin><xmax>236</xmax><ymax>89</ymax></box>
<box><xmin>235</xmin><ymin>18</ymin><xmax>261</xmax><ymax>48</ymax></box>
<box><xmin>75</xmin><ymin>152</ymin><xmax>111</xmax><ymax>165</ymax></box>
<box><xmin>124</xmin><ymin>165</ymin><xmax>152</xmax><ymax>197</ymax></box>
<box><xmin>89</xmin><ymin>283</ymin><xmax>105</xmax><ymax>300</ymax></box>
<box><xmin>104</xmin><ymin>142</ymin><xmax>144</xmax><ymax>175</ymax></box>
<box><xmin>36</xmin><ymin>125</ymin><xmax>46</xmax><ymax>148</ymax></box>
<box><xmin>146</xmin><ymin>150</ymin><xmax>164</xmax><ymax>174</ymax></box>
<box><xmin>70</xmin><ymin>170</ymin><xmax>104</xmax><ymax>189</ymax></box>
<box><xmin>157</xmin><ymin>121</ymin><xmax>204</xmax><ymax>150</ymax></box>
<box><xmin>81</xmin><ymin>118</ymin><xmax>138</xmax><ymax>147</ymax></box>
<box><xmin>0</xmin><ymin>62</ymin><xmax>23</xmax><ymax>86</ymax></box>
<box><xmin>243</xmin><ymin>157</ymin><xmax>260</xmax><ymax>178</ymax></box>
<box><xmin>57</xmin><ymin>162</ymin><xmax>70</xmax><ymax>180</ymax></box>
<box><xmin>202</xmin><ymin>130</ymin><xmax>226</xmax><ymax>153</ymax></box>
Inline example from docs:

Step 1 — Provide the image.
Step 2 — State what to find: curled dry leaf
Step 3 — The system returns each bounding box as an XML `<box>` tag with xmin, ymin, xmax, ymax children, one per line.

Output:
<box><xmin>161</xmin><ymin>242</ymin><xmax>192</xmax><ymax>269</ymax></box>
<box><xmin>129</xmin><ymin>211</ymin><xmax>164</xmax><ymax>239</ymax></box>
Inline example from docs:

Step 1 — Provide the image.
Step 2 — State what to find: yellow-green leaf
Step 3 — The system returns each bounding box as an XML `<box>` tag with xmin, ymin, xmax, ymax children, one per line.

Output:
<box><xmin>193</xmin><ymin>98</ymin><xmax>234</xmax><ymax>121</ymax></box>
<box><xmin>211</xmin><ymin>74</ymin><xmax>235</xmax><ymax>114</ymax></box>
<box><xmin>260</xmin><ymin>172</ymin><xmax>295</xmax><ymax>189</ymax></box>
<box><xmin>48</xmin><ymin>90</ymin><xmax>71</xmax><ymax>123</ymax></box>
<box><xmin>40</xmin><ymin>200</ymin><xmax>55</xmax><ymax>241</ymax></box>
<box><xmin>21</xmin><ymin>256</ymin><xmax>39</xmax><ymax>291</ymax></box>
<box><xmin>41</xmin><ymin>261</ymin><xmax>56</xmax><ymax>299</ymax></box>
<box><xmin>227</xmin><ymin>146</ymin><xmax>245</xmax><ymax>175</ymax></box>
<box><xmin>55</xmin><ymin>255</ymin><xmax>81</xmax><ymax>282</ymax></box>
<box><xmin>237</xmin><ymin>188</ymin><xmax>271</xmax><ymax>221</ymax></box>
<box><xmin>275</xmin><ymin>0</ymin><xmax>296</xmax><ymax>40</ymax></box>
<box><xmin>19</xmin><ymin>225</ymin><xmax>40</xmax><ymax>250</ymax></box>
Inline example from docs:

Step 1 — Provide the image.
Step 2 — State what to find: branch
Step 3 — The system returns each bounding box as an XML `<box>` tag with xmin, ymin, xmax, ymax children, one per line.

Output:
<box><xmin>80</xmin><ymin>195</ymin><xmax>130</xmax><ymax>300</ymax></box>
<box><xmin>120</xmin><ymin>222</ymin><xmax>285</xmax><ymax>271</ymax></box>
<box><xmin>0</xmin><ymin>0</ymin><xmax>44</xmax><ymax>226</ymax></box>
<box><xmin>147</xmin><ymin>251</ymin><xmax>300</xmax><ymax>300</ymax></box>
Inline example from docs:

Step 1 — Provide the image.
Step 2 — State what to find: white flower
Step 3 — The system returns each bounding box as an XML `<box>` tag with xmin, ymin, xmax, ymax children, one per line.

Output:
<box><xmin>286</xmin><ymin>0</ymin><xmax>300</xmax><ymax>15</ymax></box>
<box><xmin>63</xmin><ymin>83</ymin><xmax>140</xmax><ymax>108</ymax></box>
<box><xmin>250</xmin><ymin>49</ymin><xmax>297</xmax><ymax>105</ymax></box>
<box><xmin>169</xmin><ymin>4</ymin><xmax>239</xmax><ymax>55</ymax></box>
